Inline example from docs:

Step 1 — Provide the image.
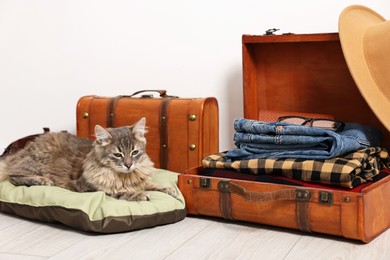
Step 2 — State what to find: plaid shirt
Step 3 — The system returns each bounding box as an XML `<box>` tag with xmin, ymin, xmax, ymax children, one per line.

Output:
<box><xmin>202</xmin><ymin>147</ymin><xmax>389</xmax><ymax>189</ymax></box>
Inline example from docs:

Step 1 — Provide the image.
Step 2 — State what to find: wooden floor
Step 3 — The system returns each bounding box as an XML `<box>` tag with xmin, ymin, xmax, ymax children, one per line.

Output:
<box><xmin>1</xmin><ymin>212</ymin><xmax>389</xmax><ymax>260</ymax></box>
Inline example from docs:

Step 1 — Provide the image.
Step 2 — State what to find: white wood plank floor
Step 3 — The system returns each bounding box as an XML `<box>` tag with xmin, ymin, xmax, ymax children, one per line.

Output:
<box><xmin>0</xmin><ymin>212</ymin><xmax>389</xmax><ymax>260</ymax></box>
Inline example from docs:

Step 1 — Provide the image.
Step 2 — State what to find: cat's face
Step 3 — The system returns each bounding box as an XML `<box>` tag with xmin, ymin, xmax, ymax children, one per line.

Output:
<box><xmin>93</xmin><ymin>118</ymin><xmax>152</xmax><ymax>173</ymax></box>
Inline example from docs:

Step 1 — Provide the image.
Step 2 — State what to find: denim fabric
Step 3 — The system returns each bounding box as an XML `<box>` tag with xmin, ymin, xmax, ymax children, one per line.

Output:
<box><xmin>225</xmin><ymin>118</ymin><xmax>382</xmax><ymax>160</ymax></box>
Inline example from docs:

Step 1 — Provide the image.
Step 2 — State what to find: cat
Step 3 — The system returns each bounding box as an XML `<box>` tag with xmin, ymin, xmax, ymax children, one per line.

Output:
<box><xmin>0</xmin><ymin>118</ymin><xmax>177</xmax><ymax>201</ymax></box>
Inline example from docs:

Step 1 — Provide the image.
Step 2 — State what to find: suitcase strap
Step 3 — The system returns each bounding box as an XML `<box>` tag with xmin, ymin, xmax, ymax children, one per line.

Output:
<box><xmin>218</xmin><ymin>180</ymin><xmax>311</xmax><ymax>233</ymax></box>
<box><xmin>159</xmin><ymin>97</ymin><xmax>174</xmax><ymax>169</ymax></box>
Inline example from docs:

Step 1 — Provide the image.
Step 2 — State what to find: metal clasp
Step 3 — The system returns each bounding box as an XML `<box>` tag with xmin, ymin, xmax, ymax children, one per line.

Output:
<box><xmin>200</xmin><ymin>178</ymin><xmax>211</xmax><ymax>189</ymax></box>
<box><xmin>319</xmin><ymin>191</ymin><xmax>333</xmax><ymax>205</ymax></box>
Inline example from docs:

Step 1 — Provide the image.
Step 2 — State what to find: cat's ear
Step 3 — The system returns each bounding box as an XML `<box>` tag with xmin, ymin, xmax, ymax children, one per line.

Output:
<box><xmin>132</xmin><ymin>117</ymin><xmax>147</xmax><ymax>141</ymax></box>
<box><xmin>94</xmin><ymin>125</ymin><xmax>112</xmax><ymax>146</ymax></box>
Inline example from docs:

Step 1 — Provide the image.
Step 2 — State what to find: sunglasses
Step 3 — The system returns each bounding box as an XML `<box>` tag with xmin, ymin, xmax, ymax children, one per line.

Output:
<box><xmin>277</xmin><ymin>116</ymin><xmax>345</xmax><ymax>132</ymax></box>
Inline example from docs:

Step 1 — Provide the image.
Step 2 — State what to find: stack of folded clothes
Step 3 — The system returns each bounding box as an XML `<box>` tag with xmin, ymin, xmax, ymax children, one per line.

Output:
<box><xmin>202</xmin><ymin>117</ymin><xmax>390</xmax><ymax>189</ymax></box>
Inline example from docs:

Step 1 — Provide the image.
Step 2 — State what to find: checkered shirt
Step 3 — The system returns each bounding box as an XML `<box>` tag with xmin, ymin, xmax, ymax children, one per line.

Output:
<box><xmin>202</xmin><ymin>147</ymin><xmax>389</xmax><ymax>188</ymax></box>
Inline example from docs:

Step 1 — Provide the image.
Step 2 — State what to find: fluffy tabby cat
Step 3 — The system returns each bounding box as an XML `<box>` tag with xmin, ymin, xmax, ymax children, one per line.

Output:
<box><xmin>0</xmin><ymin>118</ymin><xmax>177</xmax><ymax>201</ymax></box>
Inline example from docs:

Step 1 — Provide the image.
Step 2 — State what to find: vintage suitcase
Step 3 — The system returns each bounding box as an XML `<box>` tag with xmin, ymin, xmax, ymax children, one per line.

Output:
<box><xmin>76</xmin><ymin>90</ymin><xmax>219</xmax><ymax>173</ymax></box>
<box><xmin>178</xmin><ymin>33</ymin><xmax>390</xmax><ymax>243</ymax></box>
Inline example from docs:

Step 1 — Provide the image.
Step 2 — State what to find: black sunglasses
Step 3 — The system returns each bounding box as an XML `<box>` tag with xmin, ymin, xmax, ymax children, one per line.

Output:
<box><xmin>277</xmin><ymin>116</ymin><xmax>345</xmax><ymax>132</ymax></box>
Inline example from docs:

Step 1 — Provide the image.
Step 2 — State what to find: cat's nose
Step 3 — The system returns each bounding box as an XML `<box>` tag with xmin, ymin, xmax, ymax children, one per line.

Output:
<box><xmin>124</xmin><ymin>163</ymin><xmax>133</xmax><ymax>169</ymax></box>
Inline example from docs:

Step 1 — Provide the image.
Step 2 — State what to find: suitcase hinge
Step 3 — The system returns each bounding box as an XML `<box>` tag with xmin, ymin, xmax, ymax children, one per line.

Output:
<box><xmin>318</xmin><ymin>191</ymin><xmax>333</xmax><ymax>205</ymax></box>
<box><xmin>200</xmin><ymin>178</ymin><xmax>211</xmax><ymax>189</ymax></box>
<box><xmin>264</xmin><ymin>28</ymin><xmax>280</xmax><ymax>35</ymax></box>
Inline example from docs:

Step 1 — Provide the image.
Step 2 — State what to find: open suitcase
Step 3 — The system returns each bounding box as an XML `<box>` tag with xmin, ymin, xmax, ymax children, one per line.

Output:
<box><xmin>178</xmin><ymin>33</ymin><xmax>390</xmax><ymax>243</ymax></box>
<box><xmin>76</xmin><ymin>90</ymin><xmax>219</xmax><ymax>173</ymax></box>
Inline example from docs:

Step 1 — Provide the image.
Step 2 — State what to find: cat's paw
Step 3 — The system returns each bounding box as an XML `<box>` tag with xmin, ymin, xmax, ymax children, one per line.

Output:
<box><xmin>27</xmin><ymin>179</ymin><xmax>54</xmax><ymax>186</ymax></box>
<box><xmin>41</xmin><ymin>180</ymin><xmax>55</xmax><ymax>186</ymax></box>
<box><xmin>163</xmin><ymin>187</ymin><xmax>177</xmax><ymax>198</ymax></box>
<box><xmin>117</xmin><ymin>192</ymin><xmax>150</xmax><ymax>201</ymax></box>
<box><xmin>9</xmin><ymin>176</ymin><xmax>54</xmax><ymax>187</ymax></box>
<box><xmin>133</xmin><ymin>192</ymin><xmax>150</xmax><ymax>201</ymax></box>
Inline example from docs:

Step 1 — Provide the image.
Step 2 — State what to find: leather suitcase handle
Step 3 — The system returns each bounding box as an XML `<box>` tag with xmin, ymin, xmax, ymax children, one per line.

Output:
<box><xmin>219</xmin><ymin>181</ymin><xmax>297</xmax><ymax>202</ymax></box>
<box><xmin>129</xmin><ymin>90</ymin><xmax>169</xmax><ymax>98</ymax></box>
<box><xmin>218</xmin><ymin>180</ymin><xmax>311</xmax><ymax>232</ymax></box>
<box><xmin>111</xmin><ymin>90</ymin><xmax>176</xmax><ymax>99</ymax></box>
<box><xmin>107</xmin><ymin>90</ymin><xmax>173</xmax><ymax>127</ymax></box>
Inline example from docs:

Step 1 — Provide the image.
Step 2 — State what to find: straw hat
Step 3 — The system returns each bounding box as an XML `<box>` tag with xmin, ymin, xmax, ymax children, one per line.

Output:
<box><xmin>339</xmin><ymin>5</ymin><xmax>390</xmax><ymax>131</ymax></box>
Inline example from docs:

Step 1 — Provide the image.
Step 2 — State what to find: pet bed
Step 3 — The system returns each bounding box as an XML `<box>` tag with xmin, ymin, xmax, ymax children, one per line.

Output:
<box><xmin>0</xmin><ymin>168</ymin><xmax>186</xmax><ymax>233</ymax></box>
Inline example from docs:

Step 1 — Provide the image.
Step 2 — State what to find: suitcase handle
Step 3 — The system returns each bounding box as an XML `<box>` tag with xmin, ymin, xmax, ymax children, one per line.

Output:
<box><xmin>219</xmin><ymin>180</ymin><xmax>300</xmax><ymax>202</ymax></box>
<box><xmin>218</xmin><ymin>180</ymin><xmax>311</xmax><ymax>233</ymax></box>
<box><xmin>129</xmin><ymin>90</ymin><xmax>169</xmax><ymax>98</ymax></box>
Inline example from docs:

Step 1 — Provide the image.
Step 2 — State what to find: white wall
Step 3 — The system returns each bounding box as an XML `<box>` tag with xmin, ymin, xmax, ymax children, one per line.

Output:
<box><xmin>1</xmin><ymin>0</ymin><xmax>389</xmax><ymax>153</ymax></box>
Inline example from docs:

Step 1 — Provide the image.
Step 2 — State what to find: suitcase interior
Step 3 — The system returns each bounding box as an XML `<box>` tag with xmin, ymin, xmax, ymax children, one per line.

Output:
<box><xmin>181</xmin><ymin>33</ymin><xmax>390</xmax><ymax>195</ymax></box>
<box><xmin>192</xmin><ymin>32</ymin><xmax>390</xmax><ymax>193</ymax></box>
<box><xmin>242</xmin><ymin>33</ymin><xmax>390</xmax><ymax>150</ymax></box>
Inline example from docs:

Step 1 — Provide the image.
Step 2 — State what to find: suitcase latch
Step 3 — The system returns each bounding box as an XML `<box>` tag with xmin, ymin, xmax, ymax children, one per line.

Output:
<box><xmin>318</xmin><ymin>191</ymin><xmax>333</xmax><ymax>205</ymax></box>
<box><xmin>296</xmin><ymin>189</ymin><xmax>311</xmax><ymax>202</ymax></box>
<box><xmin>200</xmin><ymin>178</ymin><xmax>211</xmax><ymax>189</ymax></box>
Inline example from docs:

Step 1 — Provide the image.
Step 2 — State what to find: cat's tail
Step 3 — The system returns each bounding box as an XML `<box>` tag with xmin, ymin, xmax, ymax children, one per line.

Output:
<box><xmin>0</xmin><ymin>160</ymin><xmax>9</xmax><ymax>182</ymax></box>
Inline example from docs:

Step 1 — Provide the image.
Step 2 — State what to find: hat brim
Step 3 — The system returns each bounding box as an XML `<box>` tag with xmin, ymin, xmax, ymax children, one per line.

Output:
<box><xmin>339</xmin><ymin>5</ymin><xmax>390</xmax><ymax>131</ymax></box>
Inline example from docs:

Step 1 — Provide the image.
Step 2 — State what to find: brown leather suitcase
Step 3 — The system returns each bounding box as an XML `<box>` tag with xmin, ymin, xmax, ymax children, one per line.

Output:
<box><xmin>178</xmin><ymin>33</ymin><xmax>390</xmax><ymax>243</ymax></box>
<box><xmin>76</xmin><ymin>90</ymin><xmax>219</xmax><ymax>173</ymax></box>
<box><xmin>180</xmin><ymin>166</ymin><xmax>390</xmax><ymax>243</ymax></box>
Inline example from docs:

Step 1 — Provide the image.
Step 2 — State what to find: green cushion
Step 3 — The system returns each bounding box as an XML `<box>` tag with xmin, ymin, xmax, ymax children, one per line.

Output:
<box><xmin>0</xmin><ymin>168</ymin><xmax>186</xmax><ymax>233</ymax></box>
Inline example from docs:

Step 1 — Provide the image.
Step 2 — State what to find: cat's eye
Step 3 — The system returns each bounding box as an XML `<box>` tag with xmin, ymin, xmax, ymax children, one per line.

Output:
<box><xmin>131</xmin><ymin>150</ymin><xmax>139</xmax><ymax>156</ymax></box>
<box><xmin>113</xmin><ymin>153</ymin><xmax>123</xmax><ymax>158</ymax></box>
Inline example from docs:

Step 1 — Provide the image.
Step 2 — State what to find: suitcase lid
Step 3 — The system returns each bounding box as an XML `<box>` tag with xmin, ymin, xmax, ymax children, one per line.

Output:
<box><xmin>242</xmin><ymin>32</ymin><xmax>390</xmax><ymax>149</ymax></box>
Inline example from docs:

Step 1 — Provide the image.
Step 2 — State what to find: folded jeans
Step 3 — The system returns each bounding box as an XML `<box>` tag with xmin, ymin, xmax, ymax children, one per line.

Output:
<box><xmin>225</xmin><ymin>118</ymin><xmax>381</xmax><ymax>160</ymax></box>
